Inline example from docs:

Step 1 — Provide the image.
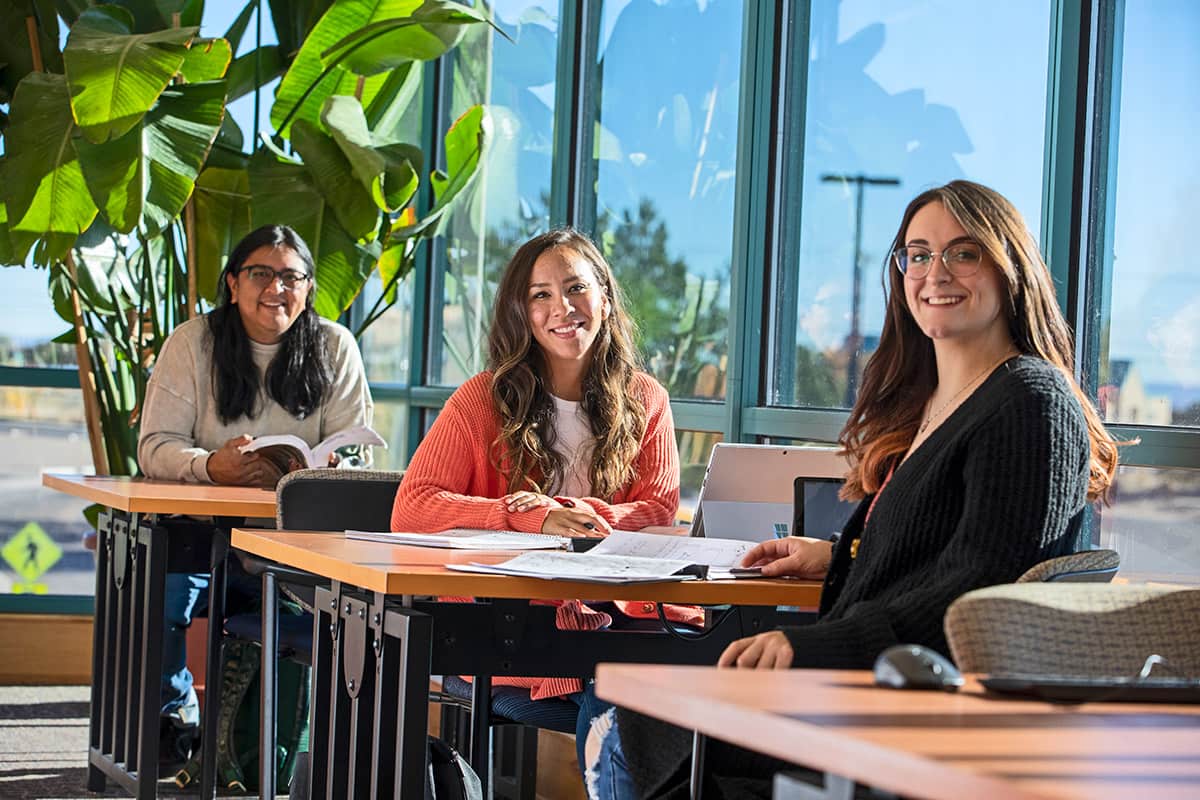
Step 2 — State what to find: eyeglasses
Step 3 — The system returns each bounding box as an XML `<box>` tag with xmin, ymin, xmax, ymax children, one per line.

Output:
<box><xmin>892</xmin><ymin>242</ymin><xmax>985</xmax><ymax>280</ymax></box>
<box><xmin>239</xmin><ymin>265</ymin><xmax>311</xmax><ymax>290</ymax></box>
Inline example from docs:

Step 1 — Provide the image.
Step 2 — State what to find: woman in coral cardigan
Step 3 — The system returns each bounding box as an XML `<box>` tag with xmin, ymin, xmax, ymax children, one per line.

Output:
<box><xmin>390</xmin><ymin>227</ymin><xmax>681</xmax><ymax>759</ymax></box>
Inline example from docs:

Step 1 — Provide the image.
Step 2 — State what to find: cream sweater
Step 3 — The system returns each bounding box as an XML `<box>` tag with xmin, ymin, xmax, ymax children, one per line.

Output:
<box><xmin>137</xmin><ymin>315</ymin><xmax>372</xmax><ymax>483</ymax></box>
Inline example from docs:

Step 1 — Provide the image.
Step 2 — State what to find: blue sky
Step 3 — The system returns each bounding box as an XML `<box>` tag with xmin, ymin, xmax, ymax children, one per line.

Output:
<box><xmin>2</xmin><ymin>0</ymin><xmax>1196</xmax><ymax>399</ymax></box>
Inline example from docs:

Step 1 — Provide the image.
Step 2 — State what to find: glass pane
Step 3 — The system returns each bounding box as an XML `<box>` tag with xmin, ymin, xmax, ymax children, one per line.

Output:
<box><xmin>0</xmin><ymin>387</ymin><xmax>94</xmax><ymax>595</ymax></box>
<box><xmin>0</xmin><ymin>267</ymin><xmax>76</xmax><ymax>367</ymax></box>
<box><xmin>677</xmin><ymin>430</ymin><xmax>722</xmax><ymax>524</ymax></box>
<box><xmin>359</xmin><ymin>272</ymin><xmax>414</xmax><ymax>385</ymax></box>
<box><xmin>594</xmin><ymin>0</ymin><xmax>738</xmax><ymax>400</ymax></box>
<box><xmin>371</xmin><ymin>400</ymin><xmax>411</xmax><ymax>472</ymax></box>
<box><xmin>432</xmin><ymin>1</ymin><xmax>559</xmax><ymax>386</ymax></box>
<box><xmin>1099</xmin><ymin>466</ymin><xmax>1200</xmax><ymax>584</ymax></box>
<box><xmin>1099</xmin><ymin>2</ymin><xmax>1200</xmax><ymax>428</ymax></box>
<box><xmin>774</xmin><ymin>0</ymin><xmax>1052</xmax><ymax>408</ymax></box>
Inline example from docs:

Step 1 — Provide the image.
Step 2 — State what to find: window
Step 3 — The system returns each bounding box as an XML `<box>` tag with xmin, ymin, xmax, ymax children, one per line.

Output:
<box><xmin>0</xmin><ymin>267</ymin><xmax>75</xmax><ymax>368</ymax></box>
<box><xmin>676</xmin><ymin>429</ymin><xmax>721</xmax><ymax>523</ymax></box>
<box><xmin>772</xmin><ymin>0</ymin><xmax>1053</xmax><ymax>408</ymax></box>
<box><xmin>431</xmin><ymin>1</ymin><xmax>560</xmax><ymax>386</ymax></box>
<box><xmin>1098</xmin><ymin>1</ymin><xmax>1200</xmax><ymax>428</ymax></box>
<box><xmin>1099</xmin><ymin>466</ymin><xmax>1200</xmax><ymax>583</ymax></box>
<box><xmin>0</xmin><ymin>387</ymin><xmax>94</xmax><ymax>595</ymax></box>
<box><xmin>371</xmin><ymin>399</ymin><xmax>411</xmax><ymax>472</ymax></box>
<box><xmin>592</xmin><ymin>0</ymin><xmax>739</xmax><ymax>401</ymax></box>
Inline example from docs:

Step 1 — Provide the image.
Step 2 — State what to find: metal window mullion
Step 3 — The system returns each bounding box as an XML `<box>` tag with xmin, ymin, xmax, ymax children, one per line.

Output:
<box><xmin>0</xmin><ymin>366</ymin><xmax>81</xmax><ymax>389</ymax></box>
<box><xmin>725</xmin><ymin>1</ymin><xmax>784</xmax><ymax>445</ymax></box>
<box><xmin>550</xmin><ymin>0</ymin><xmax>600</xmax><ymax>231</ymax></box>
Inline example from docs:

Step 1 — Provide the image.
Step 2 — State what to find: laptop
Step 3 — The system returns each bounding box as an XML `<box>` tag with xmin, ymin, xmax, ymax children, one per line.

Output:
<box><xmin>690</xmin><ymin>443</ymin><xmax>855</xmax><ymax>543</ymax></box>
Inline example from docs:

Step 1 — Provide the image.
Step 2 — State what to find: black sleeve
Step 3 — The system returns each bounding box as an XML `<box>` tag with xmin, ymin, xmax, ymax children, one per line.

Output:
<box><xmin>781</xmin><ymin>384</ymin><xmax>1091</xmax><ymax>667</ymax></box>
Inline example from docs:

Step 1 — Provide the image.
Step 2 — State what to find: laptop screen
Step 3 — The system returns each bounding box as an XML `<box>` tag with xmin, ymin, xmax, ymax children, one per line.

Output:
<box><xmin>793</xmin><ymin>477</ymin><xmax>858</xmax><ymax>540</ymax></box>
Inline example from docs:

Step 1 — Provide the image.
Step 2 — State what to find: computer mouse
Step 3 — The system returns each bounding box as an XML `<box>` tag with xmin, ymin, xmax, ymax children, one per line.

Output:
<box><xmin>873</xmin><ymin>644</ymin><xmax>965</xmax><ymax>691</ymax></box>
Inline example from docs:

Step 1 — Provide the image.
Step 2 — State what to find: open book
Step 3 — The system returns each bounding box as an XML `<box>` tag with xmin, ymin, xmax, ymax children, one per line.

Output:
<box><xmin>238</xmin><ymin>424</ymin><xmax>386</xmax><ymax>474</ymax></box>
<box><xmin>446</xmin><ymin>530</ymin><xmax>760</xmax><ymax>583</ymax></box>
<box><xmin>346</xmin><ymin>529</ymin><xmax>571</xmax><ymax>550</ymax></box>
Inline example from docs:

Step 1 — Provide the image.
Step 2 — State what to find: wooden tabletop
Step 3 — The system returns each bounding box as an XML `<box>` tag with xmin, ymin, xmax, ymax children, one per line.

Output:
<box><xmin>231</xmin><ymin>528</ymin><xmax>822</xmax><ymax>606</ymax></box>
<box><xmin>42</xmin><ymin>473</ymin><xmax>277</xmax><ymax>518</ymax></box>
<box><xmin>595</xmin><ymin>664</ymin><xmax>1200</xmax><ymax>800</ymax></box>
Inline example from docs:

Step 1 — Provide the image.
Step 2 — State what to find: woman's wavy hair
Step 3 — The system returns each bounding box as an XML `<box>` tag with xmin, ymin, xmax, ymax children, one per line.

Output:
<box><xmin>208</xmin><ymin>224</ymin><xmax>330</xmax><ymax>423</ymax></box>
<box><xmin>838</xmin><ymin>180</ymin><xmax>1118</xmax><ymax>503</ymax></box>
<box><xmin>487</xmin><ymin>228</ymin><xmax>646</xmax><ymax>499</ymax></box>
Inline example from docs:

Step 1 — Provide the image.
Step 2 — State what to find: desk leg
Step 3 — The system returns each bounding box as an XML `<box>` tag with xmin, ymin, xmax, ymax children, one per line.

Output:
<box><xmin>260</xmin><ymin>569</ymin><xmax>278</xmax><ymax>800</ymax></box>
<box><xmin>470</xmin><ymin>675</ymin><xmax>493</xmax><ymax>799</ymax></box>
<box><xmin>690</xmin><ymin>731</ymin><xmax>706</xmax><ymax>800</ymax></box>
<box><xmin>309</xmin><ymin>585</ymin><xmax>337</xmax><ymax>800</ymax></box>
<box><xmin>86</xmin><ymin>511</ymin><xmax>113</xmax><ymax>792</ymax></box>
<box><xmin>135</xmin><ymin>521</ymin><xmax>167</xmax><ymax>799</ymax></box>
<box><xmin>110</xmin><ymin>514</ymin><xmax>131</xmax><ymax>767</ymax></box>
<box><xmin>378</xmin><ymin>599</ymin><xmax>431</xmax><ymax>800</ymax></box>
<box><xmin>201</xmin><ymin>530</ymin><xmax>229</xmax><ymax>800</ymax></box>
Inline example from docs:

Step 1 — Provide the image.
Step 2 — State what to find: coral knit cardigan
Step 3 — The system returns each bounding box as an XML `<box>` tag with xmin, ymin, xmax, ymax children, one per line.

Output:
<box><xmin>390</xmin><ymin>370</ymin><xmax>683</xmax><ymax>699</ymax></box>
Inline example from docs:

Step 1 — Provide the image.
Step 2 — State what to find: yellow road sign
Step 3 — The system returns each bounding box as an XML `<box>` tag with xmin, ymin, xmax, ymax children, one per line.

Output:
<box><xmin>2</xmin><ymin>522</ymin><xmax>63</xmax><ymax>582</ymax></box>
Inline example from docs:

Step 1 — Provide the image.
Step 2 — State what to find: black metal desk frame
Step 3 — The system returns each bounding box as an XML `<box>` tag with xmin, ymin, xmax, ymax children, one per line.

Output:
<box><xmin>297</xmin><ymin>581</ymin><xmax>788</xmax><ymax>800</ymax></box>
<box><xmin>86</xmin><ymin>510</ymin><xmax>233</xmax><ymax>799</ymax></box>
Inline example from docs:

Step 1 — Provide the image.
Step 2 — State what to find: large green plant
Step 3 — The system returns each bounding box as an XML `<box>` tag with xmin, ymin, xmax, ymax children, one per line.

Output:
<box><xmin>0</xmin><ymin>0</ymin><xmax>491</xmax><ymax>476</ymax></box>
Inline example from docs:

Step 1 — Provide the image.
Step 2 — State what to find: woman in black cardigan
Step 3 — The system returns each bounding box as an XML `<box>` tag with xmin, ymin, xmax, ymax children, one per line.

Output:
<box><xmin>584</xmin><ymin>180</ymin><xmax>1120</xmax><ymax>799</ymax></box>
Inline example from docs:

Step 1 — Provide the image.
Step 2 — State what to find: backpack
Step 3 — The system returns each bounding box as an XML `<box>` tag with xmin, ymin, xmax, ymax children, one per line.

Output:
<box><xmin>174</xmin><ymin>638</ymin><xmax>311</xmax><ymax>792</ymax></box>
<box><xmin>287</xmin><ymin>737</ymin><xmax>482</xmax><ymax>800</ymax></box>
<box><xmin>426</xmin><ymin>736</ymin><xmax>483</xmax><ymax>800</ymax></box>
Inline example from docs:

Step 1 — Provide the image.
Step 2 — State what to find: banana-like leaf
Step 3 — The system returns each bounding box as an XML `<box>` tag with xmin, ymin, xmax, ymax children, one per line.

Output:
<box><xmin>179</xmin><ymin>37</ymin><xmax>231</xmax><ymax>83</ymax></box>
<box><xmin>319</xmin><ymin>1</ymin><xmax>492</xmax><ymax>76</ymax></box>
<box><xmin>64</xmin><ymin>9</ymin><xmax>196</xmax><ymax>143</ymax></box>
<box><xmin>268</xmin><ymin>0</ymin><xmax>336</xmax><ymax>63</ymax></box>
<box><xmin>0</xmin><ymin>159</ymin><xmax>36</xmax><ymax>267</ymax></box>
<box><xmin>226</xmin><ymin>44</ymin><xmax>284</xmax><ymax>102</ymax></box>
<box><xmin>49</xmin><ymin>262</ymin><xmax>76</xmax><ymax>325</ymax></box>
<box><xmin>193</xmin><ymin>166</ymin><xmax>251</xmax><ymax>304</ymax></box>
<box><xmin>270</xmin><ymin>0</ymin><xmax>426</xmax><ymax>138</ymax></box>
<box><xmin>290</xmin><ymin>118</ymin><xmax>381</xmax><ymax>242</ymax></box>
<box><xmin>4</xmin><ymin>73</ymin><xmax>99</xmax><ymax>261</ymax></box>
<box><xmin>248</xmin><ymin>151</ymin><xmax>381</xmax><ymax>319</ymax></box>
<box><xmin>53</xmin><ymin>0</ymin><xmax>91</xmax><ymax>27</ymax></box>
<box><xmin>109</xmin><ymin>0</ymin><xmax>200</xmax><ymax>33</ymax></box>
<box><xmin>76</xmin><ymin>81</ymin><xmax>226</xmax><ymax>235</ymax></box>
<box><xmin>0</xmin><ymin>0</ymin><xmax>64</xmax><ymax>100</ymax></box>
<box><xmin>321</xmin><ymin>96</ymin><xmax>418</xmax><ymax>212</ymax></box>
<box><xmin>391</xmin><ymin>103</ymin><xmax>486</xmax><ymax>240</ymax></box>
<box><xmin>363</xmin><ymin>59</ymin><xmax>421</xmax><ymax>142</ymax></box>
<box><xmin>376</xmin><ymin>236</ymin><xmax>415</xmax><ymax>305</ymax></box>
<box><xmin>223</xmin><ymin>0</ymin><xmax>257</xmax><ymax>52</ymax></box>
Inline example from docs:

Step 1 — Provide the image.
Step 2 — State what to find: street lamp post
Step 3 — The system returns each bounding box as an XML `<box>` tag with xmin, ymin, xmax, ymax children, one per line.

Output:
<box><xmin>821</xmin><ymin>173</ymin><xmax>900</xmax><ymax>406</ymax></box>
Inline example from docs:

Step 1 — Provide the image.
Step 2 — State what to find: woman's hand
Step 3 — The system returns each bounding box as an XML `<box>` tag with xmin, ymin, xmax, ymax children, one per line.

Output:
<box><xmin>207</xmin><ymin>435</ymin><xmax>284</xmax><ymax>488</ymax></box>
<box><xmin>541</xmin><ymin>506</ymin><xmax>613</xmax><ymax>537</ymax></box>
<box><xmin>718</xmin><ymin>631</ymin><xmax>794</xmax><ymax>670</ymax></box>
<box><xmin>504</xmin><ymin>491</ymin><xmax>560</xmax><ymax>514</ymax></box>
<box><xmin>740</xmin><ymin>536</ymin><xmax>833</xmax><ymax>579</ymax></box>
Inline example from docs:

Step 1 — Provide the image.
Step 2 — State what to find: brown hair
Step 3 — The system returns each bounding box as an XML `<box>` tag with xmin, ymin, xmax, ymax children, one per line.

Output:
<box><xmin>487</xmin><ymin>228</ymin><xmax>646</xmax><ymax>498</ymax></box>
<box><xmin>838</xmin><ymin>180</ymin><xmax>1119</xmax><ymax>502</ymax></box>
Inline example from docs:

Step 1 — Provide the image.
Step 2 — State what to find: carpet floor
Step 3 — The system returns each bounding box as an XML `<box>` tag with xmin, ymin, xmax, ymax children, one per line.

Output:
<box><xmin>0</xmin><ymin>685</ymin><xmax>217</xmax><ymax>799</ymax></box>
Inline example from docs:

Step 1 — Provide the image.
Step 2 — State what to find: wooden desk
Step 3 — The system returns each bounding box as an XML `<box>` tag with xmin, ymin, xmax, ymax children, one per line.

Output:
<box><xmin>43</xmin><ymin>474</ymin><xmax>275</xmax><ymax>800</ymax></box>
<box><xmin>231</xmin><ymin>528</ymin><xmax>822</xmax><ymax>800</ymax></box>
<box><xmin>595</xmin><ymin>664</ymin><xmax>1200</xmax><ymax>800</ymax></box>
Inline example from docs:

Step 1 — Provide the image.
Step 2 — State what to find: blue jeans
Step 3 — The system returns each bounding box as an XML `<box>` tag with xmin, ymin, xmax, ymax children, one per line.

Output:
<box><xmin>584</xmin><ymin>708</ymin><xmax>637</xmax><ymax>800</ymax></box>
<box><xmin>487</xmin><ymin>682</ymin><xmax>612</xmax><ymax>772</ymax></box>
<box><xmin>162</xmin><ymin>571</ymin><xmax>209</xmax><ymax>716</ymax></box>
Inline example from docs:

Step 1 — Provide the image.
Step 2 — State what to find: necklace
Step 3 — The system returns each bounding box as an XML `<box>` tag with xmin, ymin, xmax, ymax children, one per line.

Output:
<box><xmin>919</xmin><ymin>351</ymin><xmax>1018</xmax><ymax>434</ymax></box>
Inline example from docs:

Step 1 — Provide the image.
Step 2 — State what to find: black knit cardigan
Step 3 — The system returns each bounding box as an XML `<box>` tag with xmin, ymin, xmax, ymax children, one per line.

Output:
<box><xmin>616</xmin><ymin>355</ymin><xmax>1092</xmax><ymax>799</ymax></box>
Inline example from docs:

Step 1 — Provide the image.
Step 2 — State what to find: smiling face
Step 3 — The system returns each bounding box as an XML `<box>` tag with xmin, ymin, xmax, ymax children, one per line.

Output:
<box><xmin>526</xmin><ymin>246</ymin><xmax>611</xmax><ymax>391</ymax></box>
<box><xmin>225</xmin><ymin>245</ymin><xmax>312</xmax><ymax>344</ymax></box>
<box><xmin>901</xmin><ymin>201</ymin><xmax>1010</xmax><ymax>346</ymax></box>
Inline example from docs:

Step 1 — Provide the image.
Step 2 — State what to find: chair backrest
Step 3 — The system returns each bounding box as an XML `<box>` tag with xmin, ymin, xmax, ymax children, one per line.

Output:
<box><xmin>275</xmin><ymin>468</ymin><xmax>404</xmax><ymax>531</ymax></box>
<box><xmin>945</xmin><ymin>583</ymin><xmax>1200</xmax><ymax>676</ymax></box>
<box><xmin>1016</xmin><ymin>548</ymin><xmax>1120</xmax><ymax>583</ymax></box>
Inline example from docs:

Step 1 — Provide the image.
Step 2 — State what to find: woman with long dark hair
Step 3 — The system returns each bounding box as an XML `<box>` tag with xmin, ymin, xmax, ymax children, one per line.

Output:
<box><xmin>390</xmin><ymin>227</ymin><xmax>680</xmax><ymax>760</ymax></box>
<box><xmin>584</xmin><ymin>181</ymin><xmax>1120</xmax><ymax>799</ymax></box>
<box><xmin>137</xmin><ymin>224</ymin><xmax>371</xmax><ymax>765</ymax></box>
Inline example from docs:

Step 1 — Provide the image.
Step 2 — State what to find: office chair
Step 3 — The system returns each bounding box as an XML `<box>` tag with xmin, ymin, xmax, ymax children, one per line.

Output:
<box><xmin>1016</xmin><ymin>548</ymin><xmax>1121</xmax><ymax>583</ymax></box>
<box><xmin>945</xmin><ymin>583</ymin><xmax>1200</xmax><ymax>677</ymax></box>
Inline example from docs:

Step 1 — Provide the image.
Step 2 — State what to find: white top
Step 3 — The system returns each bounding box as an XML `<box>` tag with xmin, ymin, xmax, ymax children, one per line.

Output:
<box><xmin>549</xmin><ymin>394</ymin><xmax>595</xmax><ymax>497</ymax></box>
